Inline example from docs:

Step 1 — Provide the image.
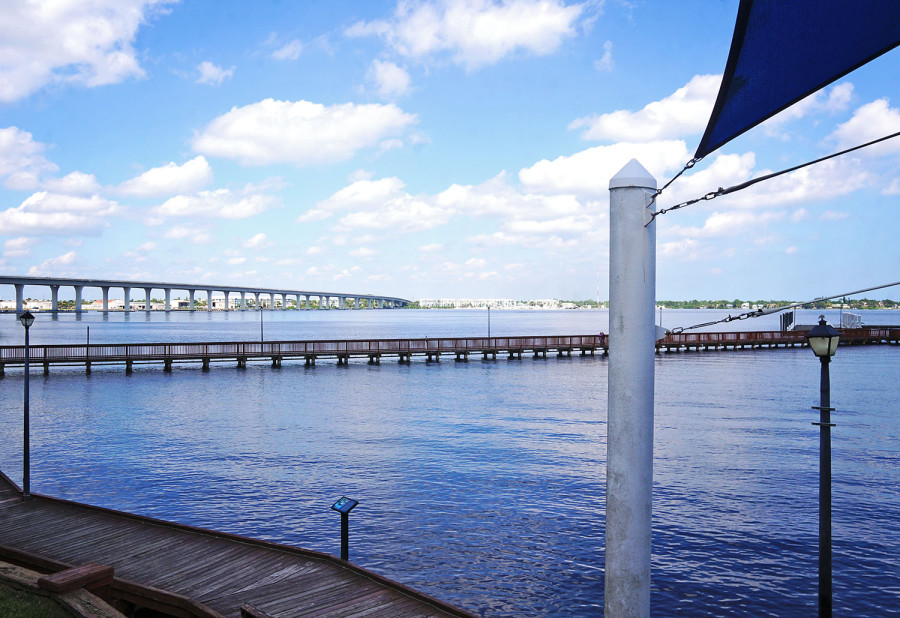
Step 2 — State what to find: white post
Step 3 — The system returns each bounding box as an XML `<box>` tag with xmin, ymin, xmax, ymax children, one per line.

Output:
<box><xmin>165</xmin><ymin>288</ymin><xmax>171</xmax><ymax>312</ymax></box>
<box><xmin>605</xmin><ymin>159</ymin><xmax>657</xmax><ymax>618</ymax></box>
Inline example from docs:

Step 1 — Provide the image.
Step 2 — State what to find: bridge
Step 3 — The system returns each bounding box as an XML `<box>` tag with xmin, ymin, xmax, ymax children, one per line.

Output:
<box><xmin>0</xmin><ymin>276</ymin><xmax>410</xmax><ymax>314</ymax></box>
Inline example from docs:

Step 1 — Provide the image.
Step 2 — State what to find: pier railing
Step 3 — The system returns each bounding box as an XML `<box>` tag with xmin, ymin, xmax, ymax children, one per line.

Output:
<box><xmin>1</xmin><ymin>328</ymin><xmax>897</xmax><ymax>373</ymax></box>
<box><xmin>0</xmin><ymin>334</ymin><xmax>603</xmax><ymax>369</ymax></box>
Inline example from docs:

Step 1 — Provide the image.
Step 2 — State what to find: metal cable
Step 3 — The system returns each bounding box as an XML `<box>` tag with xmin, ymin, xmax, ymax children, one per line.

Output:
<box><xmin>668</xmin><ymin>280</ymin><xmax>900</xmax><ymax>334</ymax></box>
<box><xmin>648</xmin><ymin>129</ymin><xmax>900</xmax><ymax>223</ymax></box>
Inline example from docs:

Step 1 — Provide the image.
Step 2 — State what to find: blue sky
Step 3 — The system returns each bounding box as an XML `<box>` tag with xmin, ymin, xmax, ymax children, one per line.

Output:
<box><xmin>1</xmin><ymin>0</ymin><xmax>898</xmax><ymax>302</ymax></box>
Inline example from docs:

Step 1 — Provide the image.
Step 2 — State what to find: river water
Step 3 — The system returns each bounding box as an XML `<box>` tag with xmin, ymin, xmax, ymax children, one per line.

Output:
<box><xmin>0</xmin><ymin>309</ymin><xmax>898</xmax><ymax>616</ymax></box>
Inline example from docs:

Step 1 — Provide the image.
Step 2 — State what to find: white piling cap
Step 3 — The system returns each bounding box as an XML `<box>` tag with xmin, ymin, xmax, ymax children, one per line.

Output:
<box><xmin>609</xmin><ymin>159</ymin><xmax>657</xmax><ymax>190</ymax></box>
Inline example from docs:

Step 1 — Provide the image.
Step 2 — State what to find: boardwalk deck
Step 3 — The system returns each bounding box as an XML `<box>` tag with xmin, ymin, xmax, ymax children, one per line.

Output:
<box><xmin>0</xmin><ymin>472</ymin><xmax>473</xmax><ymax>618</ymax></box>
<box><xmin>0</xmin><ymin>329</ymin><xmax>897</xmax><ymax>374</ymax></box>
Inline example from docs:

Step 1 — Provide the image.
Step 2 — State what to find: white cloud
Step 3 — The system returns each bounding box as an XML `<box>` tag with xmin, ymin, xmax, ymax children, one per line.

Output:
<box><xmin>163</xmin><ymin>224</ymin><xmax>212</xmax><ymax>244</ymax></box>
<box><xmin>28</xmin><ymin>251</ymin><xmax>78</xmax><ymax>276</ymax></box>
<box><xmin>307</xmin><ymin>176</ymin><xmax>455</xmax><ymax>233</ymax></box>
<box><xmin>43</xmin><ymin>171</ymin><xmax>101</xmax><ymax>195</ymax></box>
<box><xmin>419</xmin><ymin>242</ymin><xmax>444</xmax><ymax>252</ymax></box>
<box><xmin>883</xmin><ymin>178</ymin><xmax>900</xmax><ymax>195</ymax></box>
<box><xmin>243</xmin><ymin>233</ymin><xmax>272</xmax><ymax>248</ymax></box>
<box><xmin>0</xmin><ymin>127</ymin><xmax>58</xmax><ymax>189</ymax></box>
<box><xmin>569</xmin><ymin>74</ymin><xmax>720</xmax><ymax>141</ymax></box>
<box><xmin>349</xmin><ymin>246</ymin><xmax>376</xmax><ymax>257</ymax></box>
<box><xmin>271</xmin><ymin>39</ymin><xmax>303</xmax><ymax>61</ymax></box>
<box><xmin>118</xmin><ymin>156</ymin><xmax>213</xmax><ymax>197</ymax></box>
<box><xmin>761</xmin><ymin>83</ymin><xmax>855</xmax><ymax>138</ymax></box>
<box><xmin>785</xmin><ymin>246</ymin><xmax>800</xmax><ymax>255</ymax></box>
<box><xmin>367</xmin><ymin>60</ymin><xmax>411</xmax><ymax>99</ymax></box>
<box><xmin>156</xmin><ymin>188</ymin><xmax>279</xmax><ymax>219</ymax></box>
<box><xmin>829</xmin><ymin>98</ymin><xmax>900</xmax><ymax>155</ymax></box>
<box><xmin>519</xmin><ymin>140</ymin><xmax>692</xmax><ymax>196</ymax></box>
<box><xmin>667</xmin><ymin>210</ymin><xmax>787</xmax><ymax>240</ymax></box>
<box><xmin>192</xmin><ymin>98</ymin><xmax>417</xmax><ymax>166</ymax></box>
<box><xmin>0</xmin><ymin>192</ymin><xmax>118</xmax><ymax>235</ymax></box>
<box><xmin>0</xmin><ymin>0</ymin><xmax>175</xmax><ymax>102</ymax></box>
<box><xmin>465</xmin><ymin>257</ymin><xmax>487</xmax><ymax>268</ymax></box>
<box><xmin>3</xmin><ymin>237</ymin><xmax>36</xmax><ymax>258</ymax></box>
<box><xmin>346</xmin><ymin>0</ymin><xmax>585</xmax><ymax>70</ymax></box>
<box><xmin>820</xmin><ymin>210</ymin><xmax>848</xmax><ymax>221</ymax></box>
<box><xmin>594</xmin><ymin>40</ymin><xmax>613</xmax><ymax>72</ymax></box>
<box><xmin>196</xmin><ymin>61</ymin><xmax>234</xmax><ymax>86</ymax></box>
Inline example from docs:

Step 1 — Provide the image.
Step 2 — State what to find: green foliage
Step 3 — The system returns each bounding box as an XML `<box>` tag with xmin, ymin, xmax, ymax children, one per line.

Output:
<box><xmin>0</xmin><ymin>583</ymin><xmax>72</xmax><ymax>618</ymax></box>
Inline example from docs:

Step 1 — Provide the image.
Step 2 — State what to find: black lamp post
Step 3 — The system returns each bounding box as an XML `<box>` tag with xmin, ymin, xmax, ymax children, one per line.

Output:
<box><xmin>331</xmin><ymin>496</ymin><xmax>359</xmax><ymax>561</ymax></box>
<box><xmin>806</xmin><ymin>315</ymin><xmax>840</xmax><ymax>618</ymax></box>
<box><xmin>18</xmin><ymin>310</ymin><xmax>35</xmax><ymax>501</ymax></box>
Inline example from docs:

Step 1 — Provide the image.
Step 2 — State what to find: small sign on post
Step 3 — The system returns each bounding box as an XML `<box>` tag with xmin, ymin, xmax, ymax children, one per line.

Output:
<box><xmin>331</xmin><ymin>496</ymin><xmax>359</xmax><ymax>561</ymax></box>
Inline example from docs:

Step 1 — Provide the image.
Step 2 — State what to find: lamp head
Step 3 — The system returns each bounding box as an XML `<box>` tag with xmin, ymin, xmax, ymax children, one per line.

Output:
<box><xmin>806</xmin><ymin>315</ymin><xmax>840</xmax><ymax>358</ymax></box>
<box><xmin>18</xmin><ymin>310</ymin><xmax>35</xmax><ymax>329</ymax></box>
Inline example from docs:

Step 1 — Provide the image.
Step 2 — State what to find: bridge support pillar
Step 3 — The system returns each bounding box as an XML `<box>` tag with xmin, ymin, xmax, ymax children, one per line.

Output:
<box><xmin>14</xmin><ymin>283</ymin><xmax>24</xmax><ymax>314</ymax></box>
<box><xmin>206</xmin><ymin>290</ymin><xmax>213</xmax><ymax>312</ymax></box>
<box><xmin>240</xmin><ymin>292</ymin><xmax>246</xmax><ymax>311</ymax></box>
<box><xmin>605</xmin><ymin>159</ymin><xmax>657</xmax><ymax>618</ymax></box>
<box><xmin>165</xmin><ymin>289</ymin><xmax>171</xmax><ymax>312</ymax></box>
<box><xmin>123</xmin><ymin>287</ymin><xmax>131</xmax><ymax>312</ymax></box>
<box><xmin>50</xmin><ymin>285</ymin><xmax>59</xmax><ymax>312</ymax></box>
<box><xmin>74</xmin><ymin>285</ymin><xmax>83</xmax><ymax>314</ymax></box>
<box><xmin>144</xmin><ymin>287</ymin><xmax>152</xmax><ymax>313</ymax></box>
<box><xmin>102</xmin><ymin>287</ymin><xmax>110</xmax><ymax>312</ymax></box>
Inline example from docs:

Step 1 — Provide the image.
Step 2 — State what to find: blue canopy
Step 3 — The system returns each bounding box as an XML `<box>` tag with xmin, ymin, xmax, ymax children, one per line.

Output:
<box><xmin>696</xmin><ymin>0</ymin><xmax>900</xmax><ymax>159</ymax></box>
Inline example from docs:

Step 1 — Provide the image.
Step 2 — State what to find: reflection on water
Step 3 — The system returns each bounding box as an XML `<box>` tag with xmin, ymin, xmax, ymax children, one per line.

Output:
<box><xmin>0</xmin><ymin>310</ymin><xmax>898</xmax><ymax>616</ymax></box>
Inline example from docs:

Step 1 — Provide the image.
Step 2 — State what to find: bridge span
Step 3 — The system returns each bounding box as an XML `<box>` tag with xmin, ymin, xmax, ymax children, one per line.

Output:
<box><xmin>0</xmin><ymin>275</ymin><xmax>410</xmax><ymax>314</ymax></box>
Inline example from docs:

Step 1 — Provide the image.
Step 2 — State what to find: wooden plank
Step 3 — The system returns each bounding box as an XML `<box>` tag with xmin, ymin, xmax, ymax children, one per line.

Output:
<box><xmin>37</xmin><ymin>562</ymin><xmax>114</xmax><ymax>593</ymax></box>
<box><xmin>0</xmin><ymin>475</ymin><xmax>470</xmax><ymax>617</ymax></box>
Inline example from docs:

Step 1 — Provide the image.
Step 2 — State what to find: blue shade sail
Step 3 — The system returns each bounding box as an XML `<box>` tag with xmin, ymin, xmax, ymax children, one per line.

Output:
<box><xmin>695</xmin><ymin>0</ymin><xmax>900</xmax><ymax>159</ymax></box>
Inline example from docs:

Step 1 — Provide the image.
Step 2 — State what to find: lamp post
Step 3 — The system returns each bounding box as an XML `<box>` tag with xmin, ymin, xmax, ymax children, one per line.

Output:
<box><xmin>487</xmin><ymin>306</ymin><xmax>491</xmax><ymax>339</ymax></box>
<box><xmin>806</xmin><ymin>315</ymin><xmax>840</xmax><ymax>618</ymax></box>
<box><xmin>18</xmin><ymin>310</ymin><xmax>35</xmax><ymax>501</ymax></box>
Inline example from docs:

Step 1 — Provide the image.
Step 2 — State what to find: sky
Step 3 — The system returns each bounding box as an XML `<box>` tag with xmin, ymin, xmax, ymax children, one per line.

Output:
<box><xmin>1</xmin><ymin>0</ymin><xmax>899</xmax><ymax>303</ymax></box>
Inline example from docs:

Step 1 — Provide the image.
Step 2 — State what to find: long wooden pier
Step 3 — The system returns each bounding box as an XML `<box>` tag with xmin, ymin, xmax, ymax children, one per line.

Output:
<box><xmin>0</xmin><ymin>335</ymin><xmax>602</xmax><ymax>374</ymax></box>
<box><xmin>0</xmin><ymin>329</ymin><xmax>897</xmax><ymax>374</ymax></box>
<box><xmin>0</xmin><ymin>471</ymin><xmax>474</xmax><ymax>617</ymax></box>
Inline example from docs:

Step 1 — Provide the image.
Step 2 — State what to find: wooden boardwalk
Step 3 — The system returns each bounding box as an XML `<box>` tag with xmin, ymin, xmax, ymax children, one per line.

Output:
<box><xmin>0</xmin><ymin>472</ymin><xmax>474</xmax><ymax>618</ymax></box>
<box><xmin>0</xmin><ymin>328</ymin><xmax>897</xmax><ymax>375</ymax></box>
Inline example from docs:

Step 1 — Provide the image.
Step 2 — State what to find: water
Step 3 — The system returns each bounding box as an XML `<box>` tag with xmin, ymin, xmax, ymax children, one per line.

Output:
<box><xmin>1</xmin><ymin>309</ymin><xmax>898</xmax><ymax>616</ymax></box>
